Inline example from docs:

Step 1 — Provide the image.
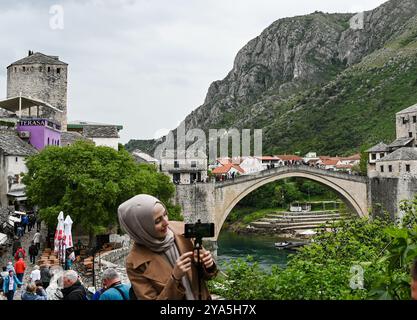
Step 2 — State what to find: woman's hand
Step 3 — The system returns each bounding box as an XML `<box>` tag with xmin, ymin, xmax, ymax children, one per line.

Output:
<box><xmin>194</xmin><ymin>249</ymin><xmax>214</xmax><ymax>269</ymax></box>
<box><xmin>172</xmin><ymin>251</ymin><xmax>193</xmax><ymax>280</ymax></box>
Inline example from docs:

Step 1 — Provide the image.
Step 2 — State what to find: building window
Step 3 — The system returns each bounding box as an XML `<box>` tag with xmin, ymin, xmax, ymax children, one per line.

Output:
<box><xmin>402</xmin><ymin>117</ymin><xmax>407</xmax><ymax>124</ymax></box>
<box><xmin>371</xmin><ymin>153</ymin><xmax>376</xmax><ymax>160</ymax></box>
<box><xmin>413</xmin><ymin>116</ymin><xmax>417</xmax><ymax>123</ymax></box>
<box><xmin>22</xmin><ymin>66</ymin><xmax>25</xmax><ymax>72</ymax></box>
<box><xmin>174</xmin><ymin>160</ymin><xmax>179</xmax><ymax>168</ymax></box>
<box><xmin>406</xmin><ymin>164</ymin><xmax>411</xmax><ymax>172</ymax></box>
<box><xmin>14</xmin><ymin>67</ymin><xmax>17</xmax><ymax>72</ymax></box>
<box><xmin>15</xmin><ymin>157</ymin><xmax>18</xmax><ymax>162</ymax></box>
<box><xmin>409</xmin><ymin>132</ymin><xmax>413</xmax><ymax>138</ymax></box>
<box><xmin>380</xmin><ymin>165</ymin><xmax>384</xmax><ymax>172</ymax></box>
<box><xmin>191</xmin><ymin>161</ymin><xmax>197</xmax><ymax>168</ymax></box>
<box><xmin>388</xmin><ymin>165</ymin><xmax>392</xmax><ymax>172</ymax></box>
<box><xmin>57</xmin><ymin>68</ymin><xmax>61</xmax><ymax>74</ymax></box>
<box><xmin>47</xmin><ymin>137</ymin><xmax>50</xmax><ymax>145</ymax></box>
<box><xmin>39</xmin><ymin>66</ymin><xmax>42</xmax><ymax>72</ymax></box>
<box><xmin>48</xmin><ymin>67</ymin><xmax>51</xmax><ymax>72</ymax></box>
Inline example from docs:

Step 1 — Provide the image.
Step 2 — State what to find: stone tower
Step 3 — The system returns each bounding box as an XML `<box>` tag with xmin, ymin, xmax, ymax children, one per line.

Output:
<box><xmin>7</xmin><ymin>51</ymin><xmax>68</xmax><ymax>131</ymax></box>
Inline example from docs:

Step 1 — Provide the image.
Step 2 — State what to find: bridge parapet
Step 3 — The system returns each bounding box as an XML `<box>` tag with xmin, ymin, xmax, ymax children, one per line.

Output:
<box><xmin>215</xmin><ymin>165</ymin><xmax>368</xmax><ymax>188</ymax></box>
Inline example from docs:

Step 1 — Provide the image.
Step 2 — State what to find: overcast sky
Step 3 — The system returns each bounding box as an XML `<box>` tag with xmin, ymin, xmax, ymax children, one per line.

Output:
<box><xmin>0</xmin><ymin>0</ymin><xmax>387</xmax><ymax>143</ymax></box>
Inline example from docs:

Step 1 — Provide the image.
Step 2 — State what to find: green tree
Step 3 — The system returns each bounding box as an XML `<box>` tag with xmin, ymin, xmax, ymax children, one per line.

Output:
<box><xmin>23</xmin><ymin>140</ymin><xmax>181</xmax><ymax>246</ymax></box>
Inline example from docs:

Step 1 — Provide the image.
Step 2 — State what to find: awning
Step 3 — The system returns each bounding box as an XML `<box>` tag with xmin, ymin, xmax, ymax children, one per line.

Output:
<box><xmin>0</xmin><ymin>96</ymin><xmax>63</xmax><ymax>114</ymax></box>
<box><xmin>9</xmin><ymin>216</ymin><xmax>21</xmax><ymax>224</ymax></box>
<box><xmin>7</xmin><ymin>190</ymin><xmax>26</xmax><ymax>197</ymax></box>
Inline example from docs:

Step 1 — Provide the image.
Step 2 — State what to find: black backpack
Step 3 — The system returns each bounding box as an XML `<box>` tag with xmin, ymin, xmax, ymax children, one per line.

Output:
<box><xmin>129</xmin><ymin>287</ymin><xmax>137</xmax><ymax>300</ymax></box>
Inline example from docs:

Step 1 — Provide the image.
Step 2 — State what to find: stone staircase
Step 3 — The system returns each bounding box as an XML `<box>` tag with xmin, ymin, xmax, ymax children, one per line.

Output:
<box><xmin>249</xmin><ymin>210</ymin><xmax>350</xmax><ymax>233</ymax></box>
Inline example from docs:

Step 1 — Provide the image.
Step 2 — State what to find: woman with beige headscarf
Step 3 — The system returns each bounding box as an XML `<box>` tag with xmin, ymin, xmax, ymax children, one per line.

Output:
<box><xmin>118</xmin><ymin>194</ymin><xmax>218</xmax><ymax>300</ymax></box>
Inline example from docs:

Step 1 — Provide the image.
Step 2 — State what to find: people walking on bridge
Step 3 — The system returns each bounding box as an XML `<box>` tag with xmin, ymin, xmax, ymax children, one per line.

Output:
<box><xmin>2</xmin><ymin>270</ymin><xmax>22</xmax><ymax>300</ymax></box>
<box><xmin>40</xmin><ymin>264</ymin><xmax>52</xmax><ymax>289</ymax></box>
<box><xmin>118</xmin><ymin>194</ymin><xmax>218</xmax><ymax>300</ymax></box>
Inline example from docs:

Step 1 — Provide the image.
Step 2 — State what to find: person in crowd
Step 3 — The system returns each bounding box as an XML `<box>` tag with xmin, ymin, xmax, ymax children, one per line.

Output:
<box><xmin>33</xmin><ymin>230</ymin><xmax>41</xmax><ymax>250</ymax></box>
<box><xmin>118</xmin><ymin>194</ymin><xmax>218</xmax><ymax>300</ymax></box>
<box><xmin>21</xmin><ymin>214</ymin><xmax>29</xmax><ymax>234</ymax></box>
<box><xmin>14</xmin><ymin>257</ymin><xmax>26</xmax><ymax>286</ymax></box>
<box><xmin>21</xmin><ymin>282</ymin><xmax>47</xmax><ymax>300</ymax></box>
<box><xmin>412</xmin><ymin>259</ymin><xmax>417</xmax><ymax>300</ymax></box>
<box><xmin>6</xmin><ymin>261</ymin><xmax>15</xmax><ymax>273</ymax></box>
<box><xmin>36</xmin><ymin>215</ymin><xmax>42</xmax><ymax>231</ymax></box>
<box><xmin>0</xmin><ymin>267</ymin><xmax>7</xmax><ymax>293</ymax></box>
<box><xmin>28</xmin><ymin>213</ymin><xmax>36</xmax><ymax>232</ymax></box>
<box><xmin>40</xmin><ymin>264</ymin><xmax>52</xmax><ymax>289</ymax></box>
<box><xmin>98</xmin><ymin>268</ymin><xmax>131</xmax><ymax>300</ymax></box>
<box><xmin>12</xmin><ymin>238</ymin><xmax>21</xmax><ymax>255</ymax></box>
<box><xmin>17</xmin><ymin>224</ymin><xmax>23</xmax><ymax>238</ymax></box>
<box><xmin>61</xmin><ymin>270</ymin><xmax>87</xmax><ymax>300</ymax></box>
<box><xmin>2</xmin><ymin>270</ymin><xmax>22</xmax><ymax>301</ymax></box>
<box><xmin>30</xmin><ymin>265</ymin><xmax>41</xmax><ymax>283</ymax></box>
<box><xmin>29</xmin><ymin>241</ymin><xmax>38</xmax><ymax>264</ymax></box>
<box><xmin>14</xmin><ymin>246</ymin><xmax>26</xmax><ymax>262</ymax></box>
<box><xmin>65</xmin><ymin>248</ymin><xmax>75</xmax><ymax>270</ymax></box>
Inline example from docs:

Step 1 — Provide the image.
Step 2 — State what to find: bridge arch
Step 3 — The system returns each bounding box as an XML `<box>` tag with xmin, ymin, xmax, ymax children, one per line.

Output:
<box><xmin>216</xmin><ymin>171</ymin><xmax>367</xmax><ymax>238</ymax></box>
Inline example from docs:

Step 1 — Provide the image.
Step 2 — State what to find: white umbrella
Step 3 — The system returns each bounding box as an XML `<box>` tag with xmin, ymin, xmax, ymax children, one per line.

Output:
<box><xmin>54</xmin><ymin>211</ymin><xmax>65</xmax><ymax>263</ymax></box>
<box><xmin>63</xmin><ymin>215</ymin><xmax>75</xmax><ymax>263</ymax></box>
<box><xmin>63</xmin><ymin>215</ymin><xmax>73</xmax><ymax>249</ymax></box>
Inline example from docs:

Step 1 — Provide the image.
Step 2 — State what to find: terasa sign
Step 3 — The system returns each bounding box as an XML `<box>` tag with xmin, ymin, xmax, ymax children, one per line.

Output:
<box><xmin>19</xmin><ymin>120</ymin><xmax>46</xmax><ymax>126</ymax></box>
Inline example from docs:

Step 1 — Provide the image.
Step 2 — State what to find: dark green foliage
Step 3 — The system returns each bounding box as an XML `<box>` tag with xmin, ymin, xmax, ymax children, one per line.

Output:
<box><xmin>22</xmin><ymin>141</ymin><xmax>181</xmax><ymax>244</ymax></box>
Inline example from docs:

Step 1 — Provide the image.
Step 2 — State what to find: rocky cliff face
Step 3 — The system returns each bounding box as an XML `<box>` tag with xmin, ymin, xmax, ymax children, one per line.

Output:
<box><xmin>126</xmin><ymin>0</ymin><xmax>417</xmax><ymax>156</ymax></box>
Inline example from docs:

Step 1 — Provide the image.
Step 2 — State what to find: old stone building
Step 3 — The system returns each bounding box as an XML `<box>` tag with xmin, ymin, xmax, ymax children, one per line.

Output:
<box><xmin>367</xmin><ymin>103</ymin><xmax>417</xmax><ymax>219</ymax></box>
<box><xmin>7</xmin><ymin>51</ymin><xmax>68</xmax><ymax>130</ymax></box>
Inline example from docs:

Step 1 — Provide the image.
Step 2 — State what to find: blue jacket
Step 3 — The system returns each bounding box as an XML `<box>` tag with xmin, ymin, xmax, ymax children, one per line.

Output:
<box><xmin>21</xmin><ymin>292</ymin><xmax>48</xmax><ymax>300</ymax></box>
<box><xmin>2</xmin><ymin>275</ymin><xmax>22</xmax><ymax>293</ymax></box>
<box><xmin>99</xmin><ymin>283</ymin><xmax>131</xmax><ymax>300</ymax></box>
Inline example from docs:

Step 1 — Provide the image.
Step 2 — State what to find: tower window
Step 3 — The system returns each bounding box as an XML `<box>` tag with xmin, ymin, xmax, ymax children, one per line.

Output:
<box><xmin>191</xmin><ymin>161</ymin><xmax>197</xmax><ymax>168</ymax></box>
<box><xmin>174</xmin><ymin>160</ymin><xmax>179</xmax><ymax>168</ymax></box>
<box><xmin>406</xmin><ymin>164</ymin><xmax>411</xmax><ymax>172</ymax></box>
<box><xmin>380</xmin><ymin>165</ymin><xmax>384</xmax><ymax>173</ymax></box>
<box><xmin>57</xmin><ymin>68</ymin><xmax>61</xmax><ymax>74</ymax></box>
<box><xmin>15</xmin><ymin>157</ymin><xmax>18</xmax><ymax>163</ymax></box>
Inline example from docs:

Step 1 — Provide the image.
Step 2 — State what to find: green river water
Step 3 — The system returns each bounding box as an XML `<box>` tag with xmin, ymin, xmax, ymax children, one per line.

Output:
<box><xmin>216</xmin><ymin>230</ymin><xmax>294</xmax><ymax>271</ymax></box>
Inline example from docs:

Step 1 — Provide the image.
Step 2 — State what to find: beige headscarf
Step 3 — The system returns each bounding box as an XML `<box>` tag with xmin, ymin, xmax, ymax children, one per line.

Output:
<box><xmin>117</xmin><ymin>194</ymin><xmax>175</xmax><ymax>253</ymax></box>
<box><xmin>118</xmin><ymin>194</ymin><xmax>195</xmax><ymax>300</ymax></box>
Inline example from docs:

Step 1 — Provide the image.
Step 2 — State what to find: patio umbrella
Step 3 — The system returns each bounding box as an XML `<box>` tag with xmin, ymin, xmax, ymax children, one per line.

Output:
<box><xmin>63</xmin><ymin>215</ymin><xmax>74</xmax><ymax>262</ymax></box>
<box><xmin>54</xmin><ymin>211</ymin><xmax>65</xmax><ymax>264</ymax></box>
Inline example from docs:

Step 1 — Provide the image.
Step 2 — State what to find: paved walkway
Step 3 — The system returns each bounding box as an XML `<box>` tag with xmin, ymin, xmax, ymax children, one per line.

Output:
<box><xmin>0</xmin><ymin>222</ymin><xmax>48</xmax><ymax>300</ymax></box>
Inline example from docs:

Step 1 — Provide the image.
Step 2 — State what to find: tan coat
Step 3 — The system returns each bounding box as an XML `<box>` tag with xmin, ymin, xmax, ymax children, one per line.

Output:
<box><xmin>126</xmin><ymin>221</ymin><xmax>218</xmax><ymax>300</ymax></box>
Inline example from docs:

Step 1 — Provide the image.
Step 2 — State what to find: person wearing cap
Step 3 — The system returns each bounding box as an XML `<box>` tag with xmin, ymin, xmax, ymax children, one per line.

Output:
<box><xmin>118</xmin><ymin>194</ymin><xmax>218</xmax><ymax>300</ymax></box>
<box><xmin>2</xmin><ymin>270</ymin><xmax>22</xmax><ymax>301</ymax></box>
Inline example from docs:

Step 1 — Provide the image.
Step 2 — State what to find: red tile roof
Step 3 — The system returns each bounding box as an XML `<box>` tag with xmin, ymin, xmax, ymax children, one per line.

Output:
<box><xmin>276</xmin><ymin>155</ymin><xmax>303</xmax><ymax>161</ymax></box>
<box><xmin>321</xmin><ymin>159</ymin><xmax>340</xmax><ymax>166</ymax></box>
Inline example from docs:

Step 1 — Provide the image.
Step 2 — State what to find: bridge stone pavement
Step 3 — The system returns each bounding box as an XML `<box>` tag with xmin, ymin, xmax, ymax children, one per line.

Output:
<box><xmin>175</xmin><ymin>166</ymin><xmax>369</xmax><ymax>241</ymax></box>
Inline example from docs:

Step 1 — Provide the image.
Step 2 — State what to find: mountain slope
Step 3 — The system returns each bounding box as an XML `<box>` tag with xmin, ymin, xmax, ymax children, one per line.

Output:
<box><xmin>126</xmin><ymin>0</ymin><xmax>417</xmax><ymax>157</ymax></box>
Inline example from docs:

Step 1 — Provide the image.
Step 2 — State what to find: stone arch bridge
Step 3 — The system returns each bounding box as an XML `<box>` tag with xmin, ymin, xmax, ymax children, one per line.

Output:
<box><xmin>175</xmin><ymin>165</ymin><xmax>369</xmax><ymax>241</ymax></box>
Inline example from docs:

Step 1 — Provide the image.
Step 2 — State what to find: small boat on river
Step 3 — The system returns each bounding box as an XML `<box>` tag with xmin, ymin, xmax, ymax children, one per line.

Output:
<box><xmin>274</xmin><ymin>241</ymin><xmax>307</xmax><ymax>251</ymax></box>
